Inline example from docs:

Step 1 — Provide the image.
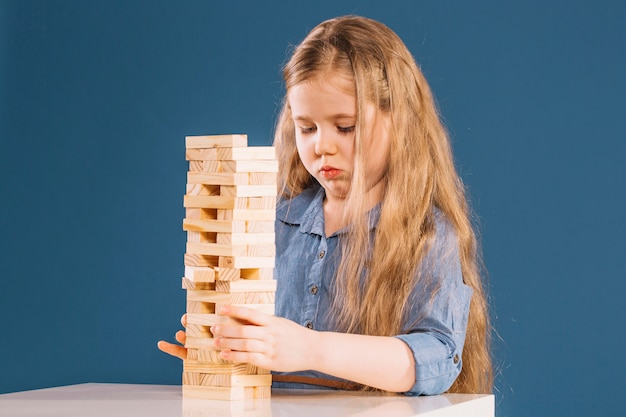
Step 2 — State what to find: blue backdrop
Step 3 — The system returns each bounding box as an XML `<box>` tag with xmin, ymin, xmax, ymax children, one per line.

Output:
<box><xmin>1</xmin><ymin>1</ymin><xmax>625</xmax><ymax>416</ymax></box>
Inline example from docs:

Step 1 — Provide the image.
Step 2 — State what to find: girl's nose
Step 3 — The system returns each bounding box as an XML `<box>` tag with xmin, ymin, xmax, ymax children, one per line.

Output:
<box><xmin>314</xmin><ymin>130</ymin><xmax>338</xmax><ymax>156</ymax></box>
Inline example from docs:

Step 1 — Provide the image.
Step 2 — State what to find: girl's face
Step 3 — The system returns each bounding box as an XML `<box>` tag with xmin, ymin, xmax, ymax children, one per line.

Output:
<box><xmin>288</xmin><ymin>74</ymin><xmax>390</xmax><ymax>207</ymax></box>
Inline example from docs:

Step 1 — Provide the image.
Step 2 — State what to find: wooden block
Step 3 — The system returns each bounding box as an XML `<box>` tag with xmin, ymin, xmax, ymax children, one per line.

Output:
<box><xmin>184</xmin><ymin>267</ymin><xmax>217</xmax><ymax>282</ymax></box>
<box><xmin>186</xmin><ymin>242</ymin><xmax>248</xmax><ymax>257</ymax></box>
<box><xmin>186</xmin><ymin>323</ymin><xmax>214</xmax><ymax>337</ymax></box>
<box><xmin>182</xmin><ymin>278</ymin><xmax>216</xmax><ymax>290</ymax></box>
<box><xmin>185</xmin><ymin>148</ymin><xmax>218</xmax><ymax>161</ymax></box>
<box><xmin>245</xmin><ymin>244</ymin><xmax>275</xmax><ymax>257</ymax></box>
<box><xmin>249</xmin><ymin>172</ymin><xmax>278</xmax><ymax>186</ymax></box>
<box><xmin>219</xmin><ymin>185</ymin><xmax>277</xmax><ymax>197</ymax></box>
<box><xmin>188</xmin><ymin>172</ymin><xmax>249</xmax><ymax>186</ymax></box>
<box><xmin>188</xmin><ymin>290</ymin><xmax>275</xmax><ymax>304</ymax></box>
<box><xmin>187</xmin><ymin>299</ymin><xmax>218</xmax><ymax>314</ymax></box>
<box><xmin>216</xmin><ymin>233</ymin><xmax>274</xmax><ymax>245</ymax></box>
<box><xmin>186</xmin><ymin>347</ymin><xmax>226</xmax><ymax>363</ymax></box>
<box><xmin>186</xmin><ymin>134</ymin><xmax>247</xmax><ymax>149</ymax></box>
<box><xmin>218</xmin><ymin>256</ymin><xmax>275</xmax><ymax>269</ymax></box>
<box><xmin>183</xmin><ymin>373</ymin><xmax>272</xmax><ymax>388</ymax></box>
<box><xmin>247</xmin><ymin>196</ymin><xmax>277</xmax><ymax>210</ymax></box>
<box><xmin>216</xmin><ymin>146</ymin><xmax>275</xmax><ymax>161</ymax></box>
<box><xmin>183</xmin><ymin>361</ymin><xmax>251</xmax><ymax>374</ymax></box>
<box><xmin>220</xmin><ymin>160</ymin><xmax>278</xmax><ymax>173</ymax></box>
<box><xmin>184</xmin><ymin>195</ymin><xmax>244</xmax><ymax>209</ymax></box>
<box><xmin>215</xmin><ymin>280</ymin><xmax>277</xmax><ymax>293</ymax></box>
<box><xmin>246</xmin><ymin>221</ymin><xmax>275</xmax><ymax>233</ymax></box>
<box><xmin>184</xmin><ymin>218</ymin><xmax>246</xmax><ymax>234</ymax></box>
<box><xmin>182</xmin><ymin>384</ymin><xmax>270</xmax><ymax>401</ymax></box>
<box><xmin>185</xmin><ymin>208</ymin><xmax>218</xmax><ymax>220</ymax></box>
<box><xmin>187</xmin><ymin>231</ymin><xmax>217</xmax><ymax>243</ymax></box>
<box><xmin>186</xmin><ymin>184</ymin><xmax>221</xmax><ymax>196</ymax></box>
<box><xmin>184</xmin><ymin>253</ymin><xmax>219</xmax><ymax>267</ymax></box>
<box><xmin>190</xmin><ymin>160</ymin><xmax>221</xmax><ymax>173</ymax></box>
<box><xmin>186</xmin><ymin>313</ymin><xmax>235</xmax><ymax>327</ymax></box>
<box><xmin>240</xmin><ymin>268</ymin><xmax>274</xmax><ymax>280</ymax></box>
<box><xmin>185</xmin><ymin>336</ymin><xmax>219</xmax><ymax>350</ymax></box>
<box><xmin>217</xmin><ymin>209</ymin><xmax>275</xmax><ymax>221</ymax></box>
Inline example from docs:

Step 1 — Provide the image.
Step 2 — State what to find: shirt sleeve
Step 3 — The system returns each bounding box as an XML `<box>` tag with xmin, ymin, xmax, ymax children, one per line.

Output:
<box><xmin>394</xmin><ymin>213</ymin><xmax>473</xmax><ymax>396</ymax></box>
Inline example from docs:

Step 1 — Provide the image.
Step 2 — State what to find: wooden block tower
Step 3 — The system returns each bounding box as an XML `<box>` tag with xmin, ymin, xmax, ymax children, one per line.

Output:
<box><xmin>181</xmin><ymin>134</ymin><xmax>277</xmax><ymax>400</ymax></box>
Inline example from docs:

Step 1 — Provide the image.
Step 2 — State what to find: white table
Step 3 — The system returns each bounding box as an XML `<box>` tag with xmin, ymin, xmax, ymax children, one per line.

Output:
<box><xmin>0</xmin><ymin>383</ymin><xmax>494</xmax><ymax>417</ymax></box>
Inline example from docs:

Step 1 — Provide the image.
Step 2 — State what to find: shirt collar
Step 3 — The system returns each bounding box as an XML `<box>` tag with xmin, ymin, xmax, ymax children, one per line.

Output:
<box><xmin>277</xmin><ymin>183</ymin><xmax>382</xmax><ymax>237</ymax></box>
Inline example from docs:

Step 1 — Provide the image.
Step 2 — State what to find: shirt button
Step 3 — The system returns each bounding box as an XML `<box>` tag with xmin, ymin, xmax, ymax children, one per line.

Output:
<box><xmin>453</xmin><ymin>354</ymin><xmax>460</xmax><ymax>364</ymax></box>
<box><xmin>310</xmin><ymin>285</ymin><xmax>318</xmax><ymax>295</ymax></box>
<box><xmin>306</xmin><ymin>322</ymin><xmax>313</xmax><ymax>329</ymax></box>
<box><xmin>318</xmin><ymin>250</ymin><xmax>325</xmax><ymax>259</ymax></box>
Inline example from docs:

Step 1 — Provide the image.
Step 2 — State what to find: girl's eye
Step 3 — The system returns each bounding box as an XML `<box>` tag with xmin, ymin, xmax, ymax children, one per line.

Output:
<box><xmin>338</xmin><ymin>126</ymin><xmax>355</xmax><ymax>134</ymax></box>
<box><xmin>299</xmin><ymin>126</ymin><xmax>316</xmax><ymax>134</ymax></box>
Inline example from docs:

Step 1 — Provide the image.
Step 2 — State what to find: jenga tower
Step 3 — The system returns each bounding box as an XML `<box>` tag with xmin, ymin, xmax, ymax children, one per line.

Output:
<box><xmin>181</xmin><ymin>134</ymin><xmax>277</xmax><ymax>400</ymax></box>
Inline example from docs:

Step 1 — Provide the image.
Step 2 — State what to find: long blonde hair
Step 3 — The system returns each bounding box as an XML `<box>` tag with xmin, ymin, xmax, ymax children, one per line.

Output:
<box><xmin>274</xmin><ymin>16</ymin><xmax>492</xmax><ymax>394</ymax></box>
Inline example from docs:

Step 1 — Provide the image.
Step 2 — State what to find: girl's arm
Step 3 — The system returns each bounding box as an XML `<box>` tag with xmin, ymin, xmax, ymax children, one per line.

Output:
<box><xmin>212</xmin><ymin>305</ymin><xmax>416</xmax><ymax>393</ymax></box>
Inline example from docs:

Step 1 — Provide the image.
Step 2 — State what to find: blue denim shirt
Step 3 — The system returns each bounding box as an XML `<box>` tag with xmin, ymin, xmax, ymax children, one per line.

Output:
<box><xmin>272</xmin><ymin>184</ymin><xmax>472</xmax><ymax>395</ymax></box>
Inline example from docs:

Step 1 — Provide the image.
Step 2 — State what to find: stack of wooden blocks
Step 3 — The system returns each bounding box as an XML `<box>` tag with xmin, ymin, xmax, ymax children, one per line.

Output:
<box><xmin>181</xmin><ymin>134</ymin><xmax>277</xmax><ymax>401</ymax></box>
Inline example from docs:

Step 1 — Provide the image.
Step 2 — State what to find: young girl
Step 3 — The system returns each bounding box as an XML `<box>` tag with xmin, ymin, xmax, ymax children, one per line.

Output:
<box><xmin>159</xmin><ymin>15</ymin><xmax>493</xmax><ymax>395</ymax></box>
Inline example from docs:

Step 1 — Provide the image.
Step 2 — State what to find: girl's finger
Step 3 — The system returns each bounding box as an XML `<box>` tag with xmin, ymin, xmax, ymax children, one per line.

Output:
<box><xmin>181</xmin><ymin>313</ymin><xmax>187</xmax><ymax>328</ymax></box>
<box><xmin>214</xmin><ymin>336</ymin><xmax>266</xmax><ymax>354</ymax></box>
<box><xmin>175</xmin><ymin>330</ymin><xmax>187</xmax><ymax>345</ymax></box>
<box><xmin>219</xmin><ymin>305</ymin><xmax>270</xmax><ymax>326</ymax></box>
<box><xmin>211</xmin><ymin>323</ymin><xmax>266</xmax><ymax>340</ymax></box>
<box><xmin>157</xmin><ymin>340</ymin><xmax>188</xmax><ymax>360</ymax></box>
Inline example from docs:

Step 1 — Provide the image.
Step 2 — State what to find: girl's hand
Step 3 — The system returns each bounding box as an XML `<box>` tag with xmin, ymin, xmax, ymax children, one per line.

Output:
<box><xmin>157</xmin><ymin>314</ymin><xmax>188</xmax><ymax>360</ymax></box>
<box><xmin>212</xmin><ymin>305</ymin><xmax>317</xmax><ymax>372</ymax></box>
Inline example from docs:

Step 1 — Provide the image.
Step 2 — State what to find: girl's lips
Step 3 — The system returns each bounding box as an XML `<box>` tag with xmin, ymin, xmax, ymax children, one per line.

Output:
<box><xmin>319</xmin><ymin>166</ymin><xmax>343</xmax><ymax>179</ymax></box>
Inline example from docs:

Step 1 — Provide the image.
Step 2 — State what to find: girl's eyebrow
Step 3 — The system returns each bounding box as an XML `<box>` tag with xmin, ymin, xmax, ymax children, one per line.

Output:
<box><xmin>292</xmin><ymin>113</ymin><xmax>356</xmax><ymax>120</ymax></box>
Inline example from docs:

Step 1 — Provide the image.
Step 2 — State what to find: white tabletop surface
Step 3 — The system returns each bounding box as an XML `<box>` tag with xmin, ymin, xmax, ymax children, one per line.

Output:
<box><xmin>0</xmin><ymin>383</ymin><xmax>494</xmax><ymax>417</ymax></box>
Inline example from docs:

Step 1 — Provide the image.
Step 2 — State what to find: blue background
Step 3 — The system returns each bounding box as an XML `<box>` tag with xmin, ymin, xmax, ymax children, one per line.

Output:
<box><xmin>1</xmin><ymin>1</ymin><xmax>625</xmax><ymax>416</ymax></box>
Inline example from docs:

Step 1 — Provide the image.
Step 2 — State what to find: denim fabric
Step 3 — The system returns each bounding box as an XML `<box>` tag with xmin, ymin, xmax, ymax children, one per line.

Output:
<box><xmin>272</xmin><ymin>183</ymin><xmax>472</xmax><ymax>395</ymax></box>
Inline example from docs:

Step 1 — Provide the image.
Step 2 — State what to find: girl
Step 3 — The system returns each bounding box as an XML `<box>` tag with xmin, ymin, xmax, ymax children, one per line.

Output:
<box><xmin>159</xmin><ymin>15</ymin><xmax>493</xmax><ymax>395</ymax></box>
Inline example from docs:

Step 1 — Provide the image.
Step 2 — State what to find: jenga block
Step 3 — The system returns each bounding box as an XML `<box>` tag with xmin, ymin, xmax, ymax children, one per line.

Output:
<box><xmin>240</xmin><ymin>268</ymin><xmax>274</xmax><ymax>280</ymax></box>
<box><xmin>216</xmin><ymin>146</ymin><xmax>275</xmax><ymax>161</ymax></box>
<box><xmin>185</xmin><ymin>134</ymin><xmax>247</xmax><ymax>149</ymax></box>
<box><xmin>184</xmin><ymin>266</ymin><xmax>217</xmax><ymax>282</ymax></box>
<box><xmin>246</xmin><ymin>221</ymin><xmax>275</xmax><ymax>233</ymax></box>
<box><xmin>245</xmin><ymin>244</ymin><xmax>276</xmax><ymax>257</ymax></box>
<box><xmin>182</xmin><ymin>385</ymin><xmax>270</xmax><ymax>400</ymax></box>
<box><xmin>183</xmin><ymin>361</ymin><xmax>251</xmax><ymax>374</ymax></box>
<box><xmin>247</xmin><ymin>196</ymin><xmax>277</xmax><ymax>209</ymax></box>
<box><xmin>249</xmin><ymin>172</ymin><xmax>278</xmax><ymax>185</ymax></box>
<box><xmin>185</xmin><ymin>336</ymin><xmax>218</xmax><ymax>350</ymax></box>
<box><xmin>185</xmin><ymin>148</ymin><xmax>218</xmax><ymax>161</ymax></box>
<box><xmin>217</xmin><ymin>209</ymin><xmax>275</xmax><ymax>221</ymax></box>
<box><xmin>187</xmin><ymin>231</ymin><xmax>217</xmax><ymax>243</ymax></box>
<box><xmin>184</xmin><ymin>253</ymin><xmax>219</xmax><ymax>267</ymax></box>
<box><xmin>184</xmin><ymin>195</ymin><xmax>246</xmax><ymax>209</ymax></box>
<box><xmin>214</xmin><ymin>267</ymin><xmax>241</xmax><ymax>281</ymax></box>
<box><xmin>186</xmin><ymin>323</ymin><xmax>214</xmax><ymax>337</ymax></box>
<box><xmin>186</xmin><ymin>242</ymin><xmax>248</xmax><ymax>257</ymax></box>
<box><xmin>188</xmin><ymin>290</ymin><xmax>275</xmax><ymax>304</ymax></box>
<box><xmin>185</xmin><ymin>208</ymin><xmax>218</xmax><ymax>220</ymax></box>
<box><xmin>219</xmin><ymin>185</ymin><xmax>277</xmax><ymax>197</ymax></box>
<box><xmin>184</xmin><ymin>218</ymin><xmax>247</xmax><ymax>234</ymax></box>
<box><xmin>186</xmin><ymin>183</ymin><xmax>221</xmax><ymax>196</ymax></box>
<box><xmin>189</xmin><ymin>160</ymin><xmax>221</xmax><ymax>173</ymax></box>
<box><xmin>183</xmin><ymin>373</ymin><xmax>272</xmax><ymax>388</ymax></box>
<box><xmin>187</xmin><ymin>300</ymin><xmax>216</xmax><ymax>314</ymax></box>
<box><xmin>186</xmin><ymin>347</ymin><xmax>226</xmax><ymax>363</ymax></box>
<box><xmin>186</xmin><ymin>313</ymin><xmax>235</xmax><ymax>327</ymax></box>
<box><xmin>220</xmin><ymin>160</ymin><xmax>278</xmax><ymax>173</ymax></box>
<box><xmin>218</xmin><ymin>256</ymin><xmax>275</xmax><ymax>269</ymax></box>
<box><xmin>216</xmin><ymin>233</ymin><xmax>275</xmax><ymax>245</ymax></box>
<box><xmin>188</xmin><ymin>172</ymin><xmax>249</xmax><ymax>186</ymax></box>
<box><xmin>215</xmin><ymin>280</ymin><xmax>277</xmax><ymax>293</ymax></box>
<box><xmin>182</xmin><ymin>278</ymin><xmax>216</xmax><ymax>290</ymax></box>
